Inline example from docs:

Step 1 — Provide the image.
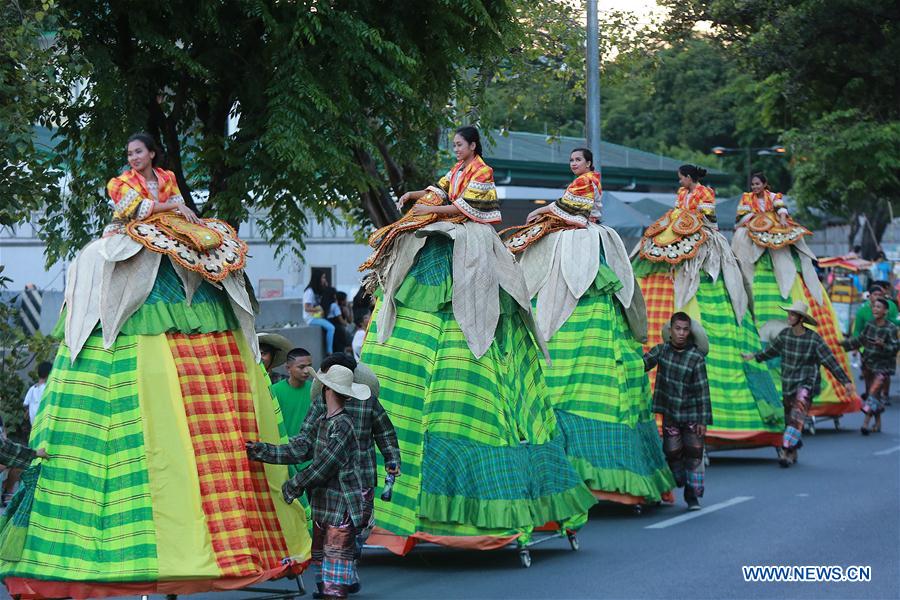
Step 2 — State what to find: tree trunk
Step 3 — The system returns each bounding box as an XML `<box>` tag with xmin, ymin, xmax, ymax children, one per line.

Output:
<box><xmin>354</xmin><ymin>148</ymin><xmax>400</xmax><ymax>228</ymax></box>
<box><xmin>861</xmin><ymin>199</ymin><xmax>892</xmax><ymax>260</ymax></box>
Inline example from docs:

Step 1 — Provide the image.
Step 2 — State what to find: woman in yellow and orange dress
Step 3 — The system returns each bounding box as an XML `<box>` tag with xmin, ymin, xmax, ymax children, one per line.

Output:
<box><xmin>732</xmin><ymin>172</ymin><xmax>859</xmax><ymax>421</ymax></box>
<box><xmin>503</xmin><ymin>148</ymin><xmax>674</xmax><ymax>509</ymax></box>
<box><xmin>632</xmin><ymin>165</ymin><xmax>783</xmax><ymax>449</ymax></box>
<box><xmin>359</xmin><ymin>127</ymin><xmax>594</xmax><ymax>558</ymax></box>
<box><xmin>0</xmin><ymin>134</ymin><xmax>308</xmax><ymax>598</ymax></box>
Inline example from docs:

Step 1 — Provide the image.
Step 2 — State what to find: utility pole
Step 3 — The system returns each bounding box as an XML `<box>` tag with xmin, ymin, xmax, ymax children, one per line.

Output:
<box><xmin>586</xmin><ymin>0</ymin><xmax>601</xmax><ymax>175</ymax></box>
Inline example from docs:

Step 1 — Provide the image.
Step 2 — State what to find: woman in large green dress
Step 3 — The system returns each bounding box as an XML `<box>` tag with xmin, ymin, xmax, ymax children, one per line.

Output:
<box><xmin>503</xmin><ymin>148</ymin><xmax>674</xmax><ymax>508</ymax></box>
<box><xmin>0</xmin><ymin>134</ymin><xmax>308</xmax><ymax>598</ymax></box>
<box><xmin>359</xmin><ymin>126</ymin><xmax>595</xmax><ymax>556</ymax></box>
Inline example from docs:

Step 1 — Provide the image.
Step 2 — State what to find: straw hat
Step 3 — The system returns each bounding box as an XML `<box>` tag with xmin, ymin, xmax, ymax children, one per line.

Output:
<box><xmin>311</xmin><ymin>362</ymin><xmax>380</xmax><ymax>400</ymax></box>
<box><xmin>256</xmin><ymin>332</ymin><xmax>293</xmax><ymax>368</ymax></box>
<box><xmin>759</xmin><ymin>319</ymin><xmax>789</xmax><ymax>344</ymax></box>
<box><xmin>661</xmin><ymin>318</ymin><xmax>709</xmax><ymax>355</ymax></box>
<box><xmin>310</xmin><ymin>365</ymin><xmax>371</xmax><ymax>400</ymax></box>
<box><xmin>780</xmin><ymin>300</ymin><xmax>818</xmax><ymax>326</ymax></box>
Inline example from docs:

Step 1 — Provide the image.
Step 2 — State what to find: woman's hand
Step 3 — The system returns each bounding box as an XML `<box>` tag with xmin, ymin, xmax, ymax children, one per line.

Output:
<box><xmin>411</xmin><ymin>204</ymin><xmax>436</xmax><ymax>216</ymax></box>
<box><xmin>177</xmin><ymin>205</ymin><xmax>203</xmax><ymax>225</ymax></box>
<box><xmin>36</xmin><ymin>448</ymin><xmax>49</xmax><ymax>459</ymax></box>
<box><xmin>526</xmin><ymin>208</ymin><xmax>545</xmax><ymax>223</ymax></box>
<box><xmin>397</xmin><ymin>192</ymin><xmax>413</xmax><ymax>208</ymax></box>
<box><xmin>778</xmin><ymin>213</ymin><xmax>789</xmax><ymax>227</ymax></box>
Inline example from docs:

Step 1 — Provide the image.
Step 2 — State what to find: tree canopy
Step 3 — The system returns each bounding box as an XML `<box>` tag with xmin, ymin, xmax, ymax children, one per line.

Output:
<box><xmin>3</xmin><ymin>0</ymin><xmax>520</xmax><ymax>266</ymax></box>
<box><xmin>659</xmin><ymin>0</ymin><xmax>900</xmax><ymax>255</ymax></box>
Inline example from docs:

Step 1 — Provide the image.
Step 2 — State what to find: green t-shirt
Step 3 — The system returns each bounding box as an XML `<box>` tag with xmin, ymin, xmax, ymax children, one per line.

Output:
<box><xmin>853</xmin><ymin>300</ymin><xmax>900</xmax><ymax>337</ymax></box>
<box><xmin>271</xmin><ymin>379</ymin><xmax>312</xmax><ymax>438</ymax></box>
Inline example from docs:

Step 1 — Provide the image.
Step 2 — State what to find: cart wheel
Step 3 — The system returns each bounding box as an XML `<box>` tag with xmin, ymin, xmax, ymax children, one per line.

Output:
<box><xmin>632</xmin><ymin>505</ymin><xmax>643</xmax><ymax>515</ymax></box>
<box><xmin>568</xmin><ymin>532</ymin><xmax>580</xmax><ymax>551</ymax></box>
<box><xmin>834</xmin><ymin>418</ymin><xmax>841</xmax><ymax>430</ymax></box>
<box><xmin>519</xmin><ymin>549</ymin><xmax>532</xmax><ymax>568</ymax></box>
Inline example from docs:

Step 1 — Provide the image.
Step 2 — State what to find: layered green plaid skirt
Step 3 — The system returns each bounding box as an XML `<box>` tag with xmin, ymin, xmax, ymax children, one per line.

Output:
<box><xmin>362</xmin><ymin>237</ymin><xmax>595</xmax><ymax>545</ymax></box>
<box><xmin>542</xmin><ymin>264</ymin><xmax>674</xmax><ymax>503</ymax></box>
<box><xmin>751</xmin><ymin>252</ymin><xmax>858</xmax><ymax>416</ymax></box>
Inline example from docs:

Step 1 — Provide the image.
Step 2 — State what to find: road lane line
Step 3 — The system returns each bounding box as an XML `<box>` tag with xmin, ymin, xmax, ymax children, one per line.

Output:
<box><xmin>873</xmin><ymin>445</ymin><xmax>900</xmax><ymax>456</ymax></box>
<box><xmin>645</xmin><ymin>496</ymin><xmax>754</xmax><ymax>529</ymax></box>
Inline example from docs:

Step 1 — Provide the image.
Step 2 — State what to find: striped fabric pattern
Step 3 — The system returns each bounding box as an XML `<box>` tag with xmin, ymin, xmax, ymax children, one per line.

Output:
<box><xmin>639</xmin><ymin>273</ymin><xmax>674</xmax><ymax>392</ymax></box>
<box><xmin>0</xmin><ymin>333</ymin><xmax>158</xmax><ymax>581</ymax></box>
<box><xmin>751</xmin><ymin>253</ymin><xmax>857</xmax><ymax>414</ymax></box>
<box><xmin>542</xmin><ymin>287</ymin><xmax>673</xmax><ymax>500</ymax></box>
<box><xmin>638</xmin><ymin>272</ymin><xmax>782</xmax><ymax>441</ymax></box>
<box><xmin>167</xmin><ymin>331</ymin><xmax>288</xmax><ymax>576</ymax></box>
<box><xmin>362</xmin><ymin>242</ymin><xmax>596</xmax><ymax>544</ymax></box>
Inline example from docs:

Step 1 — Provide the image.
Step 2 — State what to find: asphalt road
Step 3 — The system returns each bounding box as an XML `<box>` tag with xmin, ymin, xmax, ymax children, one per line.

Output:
<box><xmin>3</xmin><ymin>396</ymin><xmax>898</xmax><ymax>600</ymax></box>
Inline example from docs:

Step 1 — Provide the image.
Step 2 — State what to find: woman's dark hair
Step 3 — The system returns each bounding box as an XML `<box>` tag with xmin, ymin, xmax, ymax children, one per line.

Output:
<box><xmin>354</xmin><ymin>311</ymin><xmax>370</xmax><ymax>328</ymax></box>
<box><xmin>306</xmin><ymin>268</ymin><xmax>329</xmax><ymax>295</ymax></box>
<box><xmin>751</xmin><ymin>172</ymin><xmax>769</xmax><ymax>188</ymax></box>
<box><xmin>321</xmin><ymin>286</ymin><xmax>338</xmax><ymax>311</ymax></box>
<box><xmin>571</xmin><ymin>147</ymin><xmax>594</xmax><ymax>170</ymax></box>
<box><xmin>678</xmin><ymin>164</ymin><xmax>708</xmax><ymax>182</ymax></box>
<box><xmin>126</xmin><ymin>133</ymin><xmax>162</xmax><ymax>167</ymax></box>
<box><xmin>454</xmin><ymin>125</ymin><xmax>483</xmax><ymax>157</ymax></box>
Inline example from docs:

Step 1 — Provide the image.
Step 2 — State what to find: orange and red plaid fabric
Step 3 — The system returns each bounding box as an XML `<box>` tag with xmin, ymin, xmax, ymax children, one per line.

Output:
<box><xmin>640</xmin><ymin>273</ymin><xmax>676</xmax><ymax>391</ymax></box>
<box><xmin>802</xmin><ymin>286</ymin><xmax>860</xmax><ymax>413</ymax></box>
<box><xmin>676</xmin><ymin>184</ymin><xmax>716</xmax><ymax>218</ymax></box>
<box><xmin>167</xmin><ymin>331</ymin><xmax>288</xmax><ymax>577</ymax></box>
<box><xmin>107</xmin><ymin>168</ymin><xmax>182</xmax><ymax>220</ymax></box>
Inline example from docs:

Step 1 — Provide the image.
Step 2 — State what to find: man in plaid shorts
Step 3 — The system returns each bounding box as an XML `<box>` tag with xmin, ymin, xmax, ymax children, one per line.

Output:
<box><xmin>841</xmin><ymin>297</ymin><xmax>899</xmax><ymax>435</ymax></box>
<box><xmin>643</xmin><ymin>312</ymin><xmax>712</xmax><ymax>511</ymax></box>
<box><xmin>247</xmin><ymin>365</ymin><xmax>369</xmax><ymax>600</ymax></box>
<box><xmin>744</xmin><ymin>301</ymin><xmax>853</xmax><ymax>467</ymax></box>
<box><xmin>302</xmin><ymin>352</ymin><xmax>400</xmax><ymax>597</ymax></box>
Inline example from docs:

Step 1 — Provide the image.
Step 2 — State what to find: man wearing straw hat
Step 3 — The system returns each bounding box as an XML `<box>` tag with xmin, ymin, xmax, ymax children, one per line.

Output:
<box><xmin>644</xmin><ymin>312</ymin><xmax>712</xmax><ymax>511</ymax></box>
<box><xmin>743</xmin><ymin>301</ymin><xmax>854</xmax><ymax>467</ymax></box>
<box><xmin>246</xmin><ymin>365</ymin><xmax>368</xmax><ymax>600</ymax></box>
<box><xmin>303</xmin><ymin>353</ymin><xmax>400</xmax><ymax>598</ymax></box>
<box><xmin>257</xmin><ymin>332</ymin><xmax>294</xmax><ymax>384</ymax></box>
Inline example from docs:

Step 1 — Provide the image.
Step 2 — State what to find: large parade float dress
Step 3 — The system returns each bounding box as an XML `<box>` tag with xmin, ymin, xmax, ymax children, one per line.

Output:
<box><xmin>0</xmin><ymin>168</ymin><xmax>309</xmax><ymax>598</ymax></box>
<box><xmin>731</xmin><ymin>190</ymin><xmax>859</xmax><ymax>419</ymax></box>
<box><xmin>501</xmin><ymin>171</ymin><xmax>674</xmax><ymax>507</ymax></box>
<box><xmin>632</xmin><ymin>184</ymin><xmax>783</xmax><ymax>448</ymax></box>
<box><xmin>358</xmin><ymin>155</ymin><xmax>595</xmax><ymax>555</ymax></box>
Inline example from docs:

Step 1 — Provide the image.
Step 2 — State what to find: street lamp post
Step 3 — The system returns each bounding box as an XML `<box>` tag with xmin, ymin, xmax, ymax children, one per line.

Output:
<box><xmin>586</xmin><ymin>0</ymin><xmax>601</xmax><ymax>176</ymax></box>
<box><xmin>711</xmin><ymin>145</ymin><xmax>786</xmax><ymax>189</ymax></box>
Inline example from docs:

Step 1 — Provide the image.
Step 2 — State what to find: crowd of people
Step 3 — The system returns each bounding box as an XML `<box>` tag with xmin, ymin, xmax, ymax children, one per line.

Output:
<box><xmin>1</xmin><ymin>127</ymin><xmax>896</xmax><ymax>600</ymax></box>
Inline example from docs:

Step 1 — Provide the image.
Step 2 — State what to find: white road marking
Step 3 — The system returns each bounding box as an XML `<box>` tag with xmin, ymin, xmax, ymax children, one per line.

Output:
<box><xmin>795</xmin><ymin>493</ymin><xmax>809</xmax><ymax>497</ymax></box>
<box><xmin>873</xmin><ymin>445</ymin><xmax>900</xmax><ymax>456</ymax></box>
<box><xmin>645</xmin><ymin>496</ymin><xmax>754</xmax><ymax>529</ymax></box>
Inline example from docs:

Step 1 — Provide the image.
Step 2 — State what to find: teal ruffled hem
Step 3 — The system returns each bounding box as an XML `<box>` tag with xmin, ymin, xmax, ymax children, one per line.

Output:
<box><xmin>419</xmin><ymin>433</ymin><xmax>596</xmax><ymax>529</ymax></box>
<box><xmin>419</xmin><ymin>485</ymin><xmax>597</xmax><ymax>531</ymax></box>
<box><xmin>555</xmin><ymin>411</ymin><xmax>675</xmax><ymax>502</ymax></box>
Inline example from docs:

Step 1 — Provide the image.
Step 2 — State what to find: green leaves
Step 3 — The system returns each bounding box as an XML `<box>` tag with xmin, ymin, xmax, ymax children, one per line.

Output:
<box><xmin>5</xmin><ymin>0</ymin><xmax>520</xmax><ymax>264</ymax></box>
